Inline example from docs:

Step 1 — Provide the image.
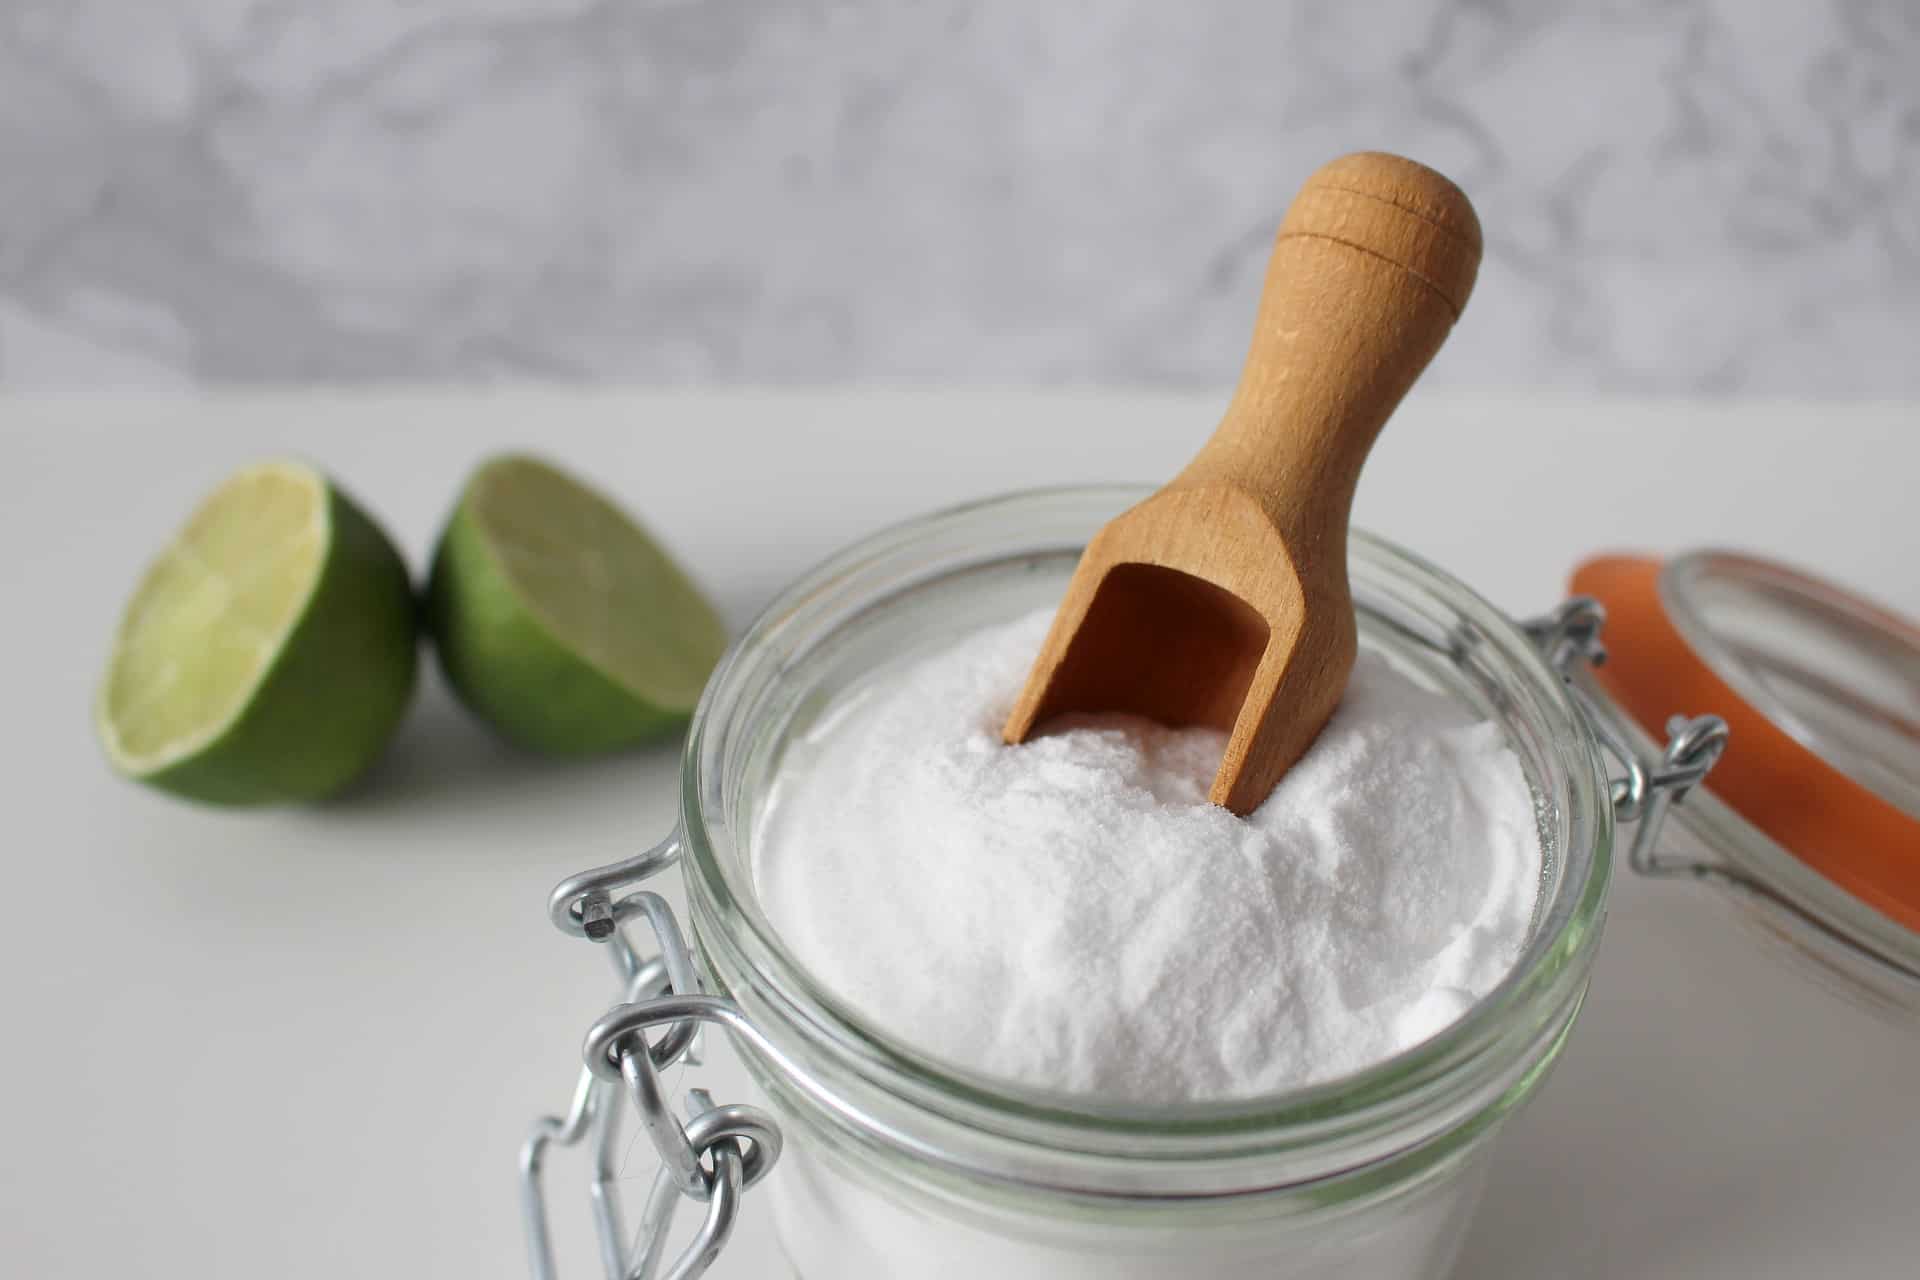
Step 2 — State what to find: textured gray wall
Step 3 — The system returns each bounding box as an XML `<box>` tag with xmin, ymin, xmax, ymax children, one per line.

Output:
<box><xmin>2</xmin><ymin>1</ymin><xmax>1916</xmax><ymax>392</ymax></box>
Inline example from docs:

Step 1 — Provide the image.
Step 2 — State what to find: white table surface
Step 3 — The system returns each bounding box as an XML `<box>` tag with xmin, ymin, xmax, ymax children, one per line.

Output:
<box><xmin>5</xmin><ymin>392</ymin><xmax>1917</xmax><ymax>1278</ymax></box>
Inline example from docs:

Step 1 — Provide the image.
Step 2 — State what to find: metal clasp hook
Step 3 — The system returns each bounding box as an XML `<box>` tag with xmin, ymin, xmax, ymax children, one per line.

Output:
<box><xmin>1522</xmin><ymin>596</ymin><xmax>1729</xmax><ymax>870</ymax></box>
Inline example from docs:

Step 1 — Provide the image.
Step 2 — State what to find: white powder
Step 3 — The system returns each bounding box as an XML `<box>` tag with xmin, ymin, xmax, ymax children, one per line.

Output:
<box><xmin>755</xmin><ymin>609</ymin><xmax>1542</xmax><ymax>1105</ymax></box>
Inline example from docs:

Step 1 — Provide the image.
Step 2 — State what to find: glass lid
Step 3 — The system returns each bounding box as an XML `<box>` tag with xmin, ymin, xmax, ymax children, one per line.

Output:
<box><xmin>1570</xmin><ymin>551</ymin><xmax>1920</xmax><ymax>1011</ymax></box>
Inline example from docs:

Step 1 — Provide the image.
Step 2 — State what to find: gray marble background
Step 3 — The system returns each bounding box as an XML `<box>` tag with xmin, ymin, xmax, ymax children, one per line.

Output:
<box><xmin>2</xmin><ymin>0</ymin><xmax>1915</xmax><ymax>393</ymax></box>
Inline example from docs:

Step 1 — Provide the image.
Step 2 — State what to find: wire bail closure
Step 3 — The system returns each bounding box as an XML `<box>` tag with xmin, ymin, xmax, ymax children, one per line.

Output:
<box><xmin>524</xmin><ymin>836</ymin><xmax>784</xmax><ymax>1280</ymax></box>
<box><xmin>1524</xmin><ymin>596</ymin><xmax>1731</xmax><ymax>873</ymax></box>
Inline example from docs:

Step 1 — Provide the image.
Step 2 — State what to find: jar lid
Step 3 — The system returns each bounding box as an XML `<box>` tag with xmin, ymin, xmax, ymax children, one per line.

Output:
<box><xmin>1571</xmin><ymin>552</ymin><xmax>1920</xmax><ymax>937</ymax></box>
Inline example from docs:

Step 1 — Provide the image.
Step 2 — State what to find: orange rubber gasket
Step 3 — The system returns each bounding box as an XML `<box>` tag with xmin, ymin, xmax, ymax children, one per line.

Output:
<box><xmin>1571</xmin><ymin>554</ymin><xmax>1920</xmax><ymax>934</ymax></box>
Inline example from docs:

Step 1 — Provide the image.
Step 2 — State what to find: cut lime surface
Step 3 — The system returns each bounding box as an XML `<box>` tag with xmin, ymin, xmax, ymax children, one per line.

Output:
<box><xmin>425</xmin><ymin>454</ymin><xmax>727</xmax><ymax>754</ymax></box>
<box><xmin>95</xmin><ymin>461</ymin><xmax>418</xmax><ymax>805</ymax></box>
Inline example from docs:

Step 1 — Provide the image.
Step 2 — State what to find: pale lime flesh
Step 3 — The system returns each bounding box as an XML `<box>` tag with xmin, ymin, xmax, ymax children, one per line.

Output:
<box><xmin>96</xmin><ymin>461</ymin><xmax>418</xmax><ymax>804</ymax></box>
<box><xmin>426</xmin><ymin>454</ymin><xmax>726</xmax><ymax>754</ymax></box>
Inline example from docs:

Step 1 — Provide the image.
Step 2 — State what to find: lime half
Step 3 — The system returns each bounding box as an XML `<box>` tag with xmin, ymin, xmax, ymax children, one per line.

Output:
<box><xmin>425</xmin><ymin>454</ymin><xmax>726</xmax><ymax>754</ymax></box>
<box><xmin>95</xmin><ymin>461</ymin><xmax>419</xmax><ymax>804</ymax></box>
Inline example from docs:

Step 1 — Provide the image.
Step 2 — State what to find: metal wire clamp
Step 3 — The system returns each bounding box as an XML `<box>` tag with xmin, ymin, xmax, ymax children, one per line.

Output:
<box><xmin>1522</xmin><ymin>595</ymin><xmax>1731</xmax><ymax>871</ymax></box>
<box><xmin>524</xmin><ymin>837</ymin><xmax>782</xmax><ymax>1280</ymax></box>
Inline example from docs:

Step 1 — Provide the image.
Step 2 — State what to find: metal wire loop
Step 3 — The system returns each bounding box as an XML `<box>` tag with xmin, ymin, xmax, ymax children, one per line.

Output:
<box><xmin>679</xmin><ymin>1102</ymin><xmax>782</xmax><ymax>1195</ymax></box>
<box><xmin>1563</xmin><ymin>670</ymin><xmax>1727</xmax><ymax>831</ymax></box>
<box><xmin>1520</xmin><ymin>595</ymin><xmax>1609</xmax><ymax>672</ymax></box>
<box><xmin>625</xmin><ymin>1087</ymin><xmax>775</xmax><ymax>1280</ymax></box>
<box><xmin>614</xmin><ymin>891</ymin><xmax>702</xmax><ymax>1070</ymax></box>
<box><xmin>1519</xmin><ymin>598</ymin><xmax>1726</xmax><ymax>829</ymax></box>
<box><xmin>617</xmin><ymin>1023</ymin><xmax>706</xmax><ymax>1199</ymax></box>
<box><xmin>1616</xmin><ymin>713</ymin><xmax>1730</xmax><ymax>873</ymax></box>
<box><xmin>549</xmin><ymin>836</ymin><xmax>685</xmax><ymax>939</ymax></box>
<box><xmin>582</xmin><ymin>996</ymin><xmax>760</xmax><ymax>1083</ymax></box>
<box><xmin>638</xmin><ymin>1140</ymin><xmax>745</xmax><ymax>1280</ymax></box>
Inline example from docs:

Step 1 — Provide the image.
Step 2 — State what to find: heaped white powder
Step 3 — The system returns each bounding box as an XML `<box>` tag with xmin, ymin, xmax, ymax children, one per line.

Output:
<box><xmin>755</xmin><ymin>610</ymin><xmax>1542</xmax><ymax>1105</ymax></box>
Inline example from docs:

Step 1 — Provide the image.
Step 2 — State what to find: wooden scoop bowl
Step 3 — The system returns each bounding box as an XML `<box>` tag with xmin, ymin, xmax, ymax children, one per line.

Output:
<box><xmin>1002</xmin><ymin>151</ymin><xmax>1482</xmax><ymax>815</ymax></box>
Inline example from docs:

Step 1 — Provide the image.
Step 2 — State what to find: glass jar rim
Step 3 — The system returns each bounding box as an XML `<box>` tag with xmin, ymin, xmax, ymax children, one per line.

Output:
<box><xmin>679</xmin><ymin>486</ymin><xmax>1614</xmax><ymax>1180</ymax></box>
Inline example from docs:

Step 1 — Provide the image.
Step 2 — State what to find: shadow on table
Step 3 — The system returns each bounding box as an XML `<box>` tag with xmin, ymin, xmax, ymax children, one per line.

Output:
<box><xmin>329</xmin><ymin>661</ymin><xmax>683</xmax><ymax>817</ymax></box>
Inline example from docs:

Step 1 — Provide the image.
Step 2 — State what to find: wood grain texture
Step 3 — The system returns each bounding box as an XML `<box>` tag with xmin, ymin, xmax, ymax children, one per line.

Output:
<box><xmin>1003</xmin><ymin>151</ymin><xmax>1482</xmax><ymax>814</ymax></box>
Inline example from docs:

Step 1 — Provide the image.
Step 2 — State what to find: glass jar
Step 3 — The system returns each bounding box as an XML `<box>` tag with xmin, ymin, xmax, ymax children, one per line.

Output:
<box><xmin>527</xmin><ymin>487</ymin><xmax>1680</xmax><ymax>1280</ymax></box>
<box><xmin>525</xmin><ymin>488</ymin><xmax>1919</xmax><ymax>1280</ymax></box>
<box><xmin>688</xmin><ymin>486</ymin><xmax>1624</xmax><ymax>1280</ymax></box>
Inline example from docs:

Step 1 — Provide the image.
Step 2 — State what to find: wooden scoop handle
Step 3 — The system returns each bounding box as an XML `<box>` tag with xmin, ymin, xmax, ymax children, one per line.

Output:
<box><xmin>1172</xmin><ymin>152</ymin><xmax>1482</xmax><ymax>557</ymax></box>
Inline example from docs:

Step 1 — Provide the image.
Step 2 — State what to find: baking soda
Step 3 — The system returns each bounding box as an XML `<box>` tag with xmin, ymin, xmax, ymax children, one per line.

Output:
<box><xmin>755</xmin><ymin>609</ymin><xmax>1542</xmax><ymax>1104</ymax></box>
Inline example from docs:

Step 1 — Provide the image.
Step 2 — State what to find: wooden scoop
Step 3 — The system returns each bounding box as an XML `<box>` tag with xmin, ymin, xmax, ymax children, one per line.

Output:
<box><xmin>1002</xmin><ymin>151</ymin><xmax>1482</xmax><ymax>815</ymax></box>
